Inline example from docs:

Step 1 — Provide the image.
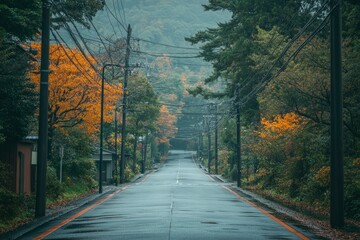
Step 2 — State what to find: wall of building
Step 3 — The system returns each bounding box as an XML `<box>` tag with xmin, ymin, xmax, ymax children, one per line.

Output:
<box><xmin>16</xmin><ymin>142</ymin><xmax>32</xmax><ymax>195</ymax></box>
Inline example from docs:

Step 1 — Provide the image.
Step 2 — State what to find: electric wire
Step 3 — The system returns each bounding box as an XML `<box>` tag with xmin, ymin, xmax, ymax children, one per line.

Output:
<box><xmin>198</xmin><ymin>0</ymin><xmax>332</xmax><ymax>136</ymax></box>
<box><xmin>238</xmin><ymin>2</ymin><xmax>332</xmax><ymax>108</ymax></box>
<box><xmin>104</xmin><ymin>2</ymin><xmax>128</xmax><ymax>33</ymax></box>
<box><xmin>133</xmin><ymin>37</ymin><xmax>201</xmax><ymax>51</ymax></box>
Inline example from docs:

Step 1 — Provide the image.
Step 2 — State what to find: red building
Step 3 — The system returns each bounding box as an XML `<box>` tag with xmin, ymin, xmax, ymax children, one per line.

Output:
<box><xmin>0</xmin><ymin>136</ymin><xmax>37</xmax><ymax>195</ymax></box>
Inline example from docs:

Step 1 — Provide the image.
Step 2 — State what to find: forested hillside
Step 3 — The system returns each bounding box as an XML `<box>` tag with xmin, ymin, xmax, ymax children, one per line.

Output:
<box><xmin>89</xmin><ymin>0</ymin><xmax>230</xmax><ymax>148</ymax></box>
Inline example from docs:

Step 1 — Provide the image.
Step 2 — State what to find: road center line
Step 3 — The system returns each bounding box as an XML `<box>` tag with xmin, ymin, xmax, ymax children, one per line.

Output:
<box><xmin>176</xmin><ymin>159</ymin><xmax>180</xmax><ymax>184</ymax></box>
<box><xmin>223</xmin><ymin>186</ymin><xmax>309</xmax><ymax>240</ymax></box>
<box><xmin>33</xmin><ymin>186</ymin><xmax>129</xmax><ymax>240</ymax></box>
<box><xmin>176</xmin><ymin>170</ymin><xmax>180</xmax><ymax>184</ymax></box>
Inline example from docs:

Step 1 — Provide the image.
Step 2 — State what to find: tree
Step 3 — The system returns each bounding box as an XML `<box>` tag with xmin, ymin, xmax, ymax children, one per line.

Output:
<box><xmin>126</xmin><ymin>74</ymin><xmax>160</xmax><ymax>172</ymax></box>
<box><xmin>186</xmin><ymin>0</ymin><xmax>325</xmax><ymax>124</ymax></box>
<box><xmin>0</xmin><ymin>0</ymin><xmax>41</xmax><ymax>40</ymax></box>
<box><xmin>0</xmin><ymin>41</ymin><xmax>37</xmax><ymax>143</ymax></box>
<box><xmin>51</xmin><ymin>0</ymin><xmax>105</xmax><ymax>29</ymax></box>
<box><xmin>31</xmin><ymin>42</ymin><xmax>122</xmax><ymax>135</ymax></box>
<box><xmin>0</xmin><ymin>0</ymin><xmax>105</xmax><ymax>41</ymax></box>
<box><xmin>249</xmin><ymin>21</ymin><xmax>360</xmax><ymax>217</ymax></box>
<box><xmin>156</xmin><ymin>106</ymin><xmax>177</xmax><ymax>149</ymax></box>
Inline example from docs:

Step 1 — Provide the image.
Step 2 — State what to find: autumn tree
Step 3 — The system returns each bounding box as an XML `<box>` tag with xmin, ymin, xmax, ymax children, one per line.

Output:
<box><xmin>156</xmin><ymin>105</ymin><xmax>177</xmax><ymax>153</ymax></box>
<box><xmin>252</xmin><ymin>25</ymin><xmax>360</xmax><ymax>214</ymax></box>
<box><xmin>31</xmin><ymin>42</ymin><xmax>123</xmax><ymax>157</ymax></box>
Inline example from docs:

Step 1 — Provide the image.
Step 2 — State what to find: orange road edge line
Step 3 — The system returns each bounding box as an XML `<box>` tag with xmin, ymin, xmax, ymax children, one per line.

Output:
<box><xmin>33</xmin><ymin>186</ymin><xmax>129</xmax><ymax>240</ymax></box>
<box><xmin>223</xmin><ymin>186</ymin><xmax>309</xmax><ymax>240</ymax></box>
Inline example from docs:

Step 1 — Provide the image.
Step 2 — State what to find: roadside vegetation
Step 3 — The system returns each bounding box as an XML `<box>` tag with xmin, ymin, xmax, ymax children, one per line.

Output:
<box><xmin>0</xmin><ymin>0</ymin><xmax>178</xmax><ymax>235</ymax></box>
<box><xmin>191</xmin><ymin>0</ymin><xmax>360</xmax><ymax>226</ymax></box>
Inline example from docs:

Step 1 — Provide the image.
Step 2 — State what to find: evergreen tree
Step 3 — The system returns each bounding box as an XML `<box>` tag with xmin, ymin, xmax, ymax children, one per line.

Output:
<box><xmin>0</xmin><ymin>41</ymin><xmax>37</xmax><ymax>143</ymax></box>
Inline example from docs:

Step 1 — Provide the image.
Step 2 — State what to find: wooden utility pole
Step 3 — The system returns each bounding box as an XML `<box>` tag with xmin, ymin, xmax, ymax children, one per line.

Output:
<box><xmin>120</xmin><ymin>25</ymin><xmax>132</xmax><ymax>184</ymax></box>
<box><xmin>207</xmin><ymin>117</ymin><xmax>211</xmax><ymax>174</ymax></box>
<box><xmin>214</xmin><ymin>104</ymin><xmax>218</xmax><ymax>174</ymax></box>
<box><xmin>236</xmin><ymin>102</ymin><xmax>241</xmax><ymax>188</ymax></box>
<box><xmin>235</xmin><ymin>86</ymin><xmax>242</xmax><ymax>188</ymax></box>
<box><xmin>330</xmin><ymin>0</ymin><xmax>344</xmax><ymax>228</ymax></box>
<box><xmin>114</xmin><ymin>109</ymin><xmax>118</xmax><ymax>186</ymax></box>
<box><xmin>36</xmin><ymin>0</ymin><xmax>50</xmax><ymax>218</ymax></box>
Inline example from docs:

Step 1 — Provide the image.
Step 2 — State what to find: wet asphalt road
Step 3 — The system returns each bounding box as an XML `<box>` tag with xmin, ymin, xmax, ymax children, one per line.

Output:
<box><xmin>21</xmin><ymin>150</ymin><xmax>311</xmax><ymax>240</ymax></box>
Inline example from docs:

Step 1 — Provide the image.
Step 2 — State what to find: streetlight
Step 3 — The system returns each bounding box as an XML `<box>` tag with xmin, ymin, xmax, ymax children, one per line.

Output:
<box><xmin>99</xmin><ymin>63</ymin><xmax>123</xmax><ymax>194</ymax></box>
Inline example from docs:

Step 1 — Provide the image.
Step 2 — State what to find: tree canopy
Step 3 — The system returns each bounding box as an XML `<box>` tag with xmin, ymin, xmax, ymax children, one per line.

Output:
<box><xmin>0</xmin><ymin>41</ymin><xmax>37</xmax><ymax>143</ymax></box>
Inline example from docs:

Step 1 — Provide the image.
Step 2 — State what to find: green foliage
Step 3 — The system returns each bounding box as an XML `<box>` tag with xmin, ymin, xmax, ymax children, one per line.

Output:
<box><xmin>0</xmin><ymin>41</ymin><xmax>38</xmax><ymax>143</ymax></box>
<box><xmin>0</xmin><ymin>159</ymin><xmax>34</xmax><ymax>232</ymax></box>
<box><xmin>124</xmin><ymin>166</ymin><xmax>135</xmax><ymax>182</ymax></box>
<box><xmin>344</xmin><ymin>159</ymin><xmax>360</xmax><ymax>219</ymax></box>
<box><xmin>0</xmin><ymin>0</ymin><xmax>105</xmax><ymax>40</ymax></box>
<box><xmin>0</xmin><ymin>0</ymin><xmax>41</xmax><ymax>40</ymax></box>
<box><xmin>50</xmin><ymin>128</ymin><xmax>95</xmax><ymax>170</ymax></box>
<box><xmin>0</xmin><ymin>189</ymin><xmax>34</xmax><ymax>224</ymax></box>
<box><xmin>127</xmin><ymin>74</ymin><xmax>160</xmax><ymax>134</ymax></box>
<box><xmin>47</xmin><ymin>128</ymin><xmax>97</xmax><ymax>200</ymax></box>
<box><xmin>46</xmin><ymin>165</ymin><xmax>64</xmax><ymax>201</ymax></box>
<box><xmin>0</xmin><ymin>160</ymin><xmax>10</xmax><ymax>189</ymax></box>
<box><xmin>52</xmin><ymin>0</ymin><xmax>105</xmax><ymax>29</ymax></box>
<box><xmin>202</xmin><ymin>1</ymin><xmax>360</xmax><ymax>220</ymax></box>
<box><xmin>65</xmin><ymin>157</ymin><xmax>96</xmax><ymax>181</ymax></box>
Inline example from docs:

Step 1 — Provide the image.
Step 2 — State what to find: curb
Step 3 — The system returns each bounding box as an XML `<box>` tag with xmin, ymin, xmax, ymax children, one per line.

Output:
<box><xmin>212</xmin><ymin>174</ymin><xmax>228</xmax><ymax>183</ymax></box>
<box><xmin>2</xmin><ymin>171</ymin><xmax>153</xmax><ymax>240</ymax></box>
<box><xmin>1</xmin><ymin>185</ymin><xmax>119</xmax><ymax>240</ymax></box>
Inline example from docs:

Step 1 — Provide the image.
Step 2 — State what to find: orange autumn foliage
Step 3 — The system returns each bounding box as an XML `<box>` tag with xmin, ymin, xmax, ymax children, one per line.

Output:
<box><xmin>30</xmin><ymin>42</ymin><xmax>123</xmax><ymax>134</ymax></box>
<box><xmin>156</xmin><ymin>105</ymin><xmax>177</xmax><ymax>144</ymax></box>
<box><xmin>258</xmin><ymin>113</ymin><xmax>305</xmax><ymax>139</ymax></box>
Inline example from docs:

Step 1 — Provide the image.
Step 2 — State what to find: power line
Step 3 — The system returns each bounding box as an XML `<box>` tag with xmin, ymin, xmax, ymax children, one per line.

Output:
<box><xmin>238</xmin><ymin>2</ymin><xmax>332</xmax><ymax>107</ymax></box>
<box><xmin>105</xmin><ymin>2</ymin><xmax>127</xmax><ymax>33</ymax></box>
<box><xmin>133</xmin><ymin>50</ymin><xmax>201</xmax><ymax>59</ymax></box>
<box><xmin>133</xmin><ymin>37</ymin><xmax>201</xmax><ymax>50</ymax></box>
<box><xmin>228</xmin><ymin>0</ymin><xmax>331</xmax><ymax>109</ymax></box>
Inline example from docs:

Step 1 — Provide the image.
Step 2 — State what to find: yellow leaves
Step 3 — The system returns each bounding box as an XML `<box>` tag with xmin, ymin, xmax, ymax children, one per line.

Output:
<box><xmin>30</xmin><ymin>42</ymin><xmax>123</xmax><ymax>135</ymax></box>
<box><xmin>156</xmin><ymin>106</ymin><xmax>177</xmax><ymax>145</ymax></box>
<box><xmin>258</xmin><ymin>113</ymin><xmax>305</xmax><ymax>140</ymax></box>
<box><xmin>353</xmin><ymin>158</ymin><xmax>360</xmax><ymax>167</ymax></box>
<box><xmin>314</xmin><ymin>166</ymin><xmax>330</xmax><ymax>187</ymax></box>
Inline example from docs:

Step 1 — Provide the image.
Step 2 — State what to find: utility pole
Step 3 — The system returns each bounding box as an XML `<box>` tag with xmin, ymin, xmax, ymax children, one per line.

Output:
<box><xmin>140</xmin><ymin>136</ymin><xmax>145</xmax><ymax>174</ymax></box>
<box><xmin>99</xmin><ymin>65</ymin><xmax>106</xmax><ymax>194</ymax></box>
<box><xmin>143</xmin><ymin>134</ymin><xmax>148</xmax><ymax>174</ymax></box>
<box><xmin>197</xmin><ymin>130</ymin><xmax>201</xmax><ymax>161</ymax></box>
<box><xmin>120</xmin><ymin>25</ymin><xmax>132</xmax><ymax>184</ymax></box>
<box><xmin>59</xmin><ymin>146</ymin><xmax>64</xmax><ymax>183</ymax></box>
<box><xmin>236</xmin><ymin>93</ymin><xmax>242</xmax><ymax>188</ymax></box>
<box><xmin>35</xmin><ymin>0</ymin><xmax>50</xmax><ymax>218</ymax></box>
<box><xmin>207</xmin><ymin>116</ymin><xmax>211</xmax><ymax>174</ymax></box>
<box><xmin>214</xmin><ymin>104</ymin><xmax>218</xmax><ymax>175</ymax></box>
<box><xmin>114</xmin><ymin>109</ymin><xmax>118</xmax><ymax>186</ymax></box>
<box><xmin>330</xmin><ymin>0</ymin><xmax>344</xmax><ymax>228</ymax></box>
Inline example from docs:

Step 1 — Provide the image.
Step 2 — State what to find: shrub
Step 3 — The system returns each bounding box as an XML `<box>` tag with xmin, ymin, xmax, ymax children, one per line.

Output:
<box><xmin>46</xmin><ymin>165</ymin><xmax>64</xmax><ymax>201</ymax></box>
<box><xmin>0</xmin><ymin>189</ymin><xmax>34</xmax><ymax>222</ymax></box>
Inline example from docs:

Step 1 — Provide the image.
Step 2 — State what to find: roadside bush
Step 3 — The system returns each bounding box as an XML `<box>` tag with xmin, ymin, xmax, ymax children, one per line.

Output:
<box><xmin>65</xmin><ymin>157</ymin><xmax>96</xmax><ymax>180</ymax></box>
<box><xmin>344</xmin><ymin>159</ymin><xmax>360</xmax><ymax>220</ymax></box>
<box><xmin>46</xmin><ymin>165</ymin><xmax>64</xmax><ymax>201</ymax></box>
<box><xmin>0</xmin><ymin>189</ymin><xmax>34</xmax><ymax>222</ymax></box>
<box><xmin>124</xmin><ymin>166</ymin><xmax>135</xmax><ymax>182</ymax></box>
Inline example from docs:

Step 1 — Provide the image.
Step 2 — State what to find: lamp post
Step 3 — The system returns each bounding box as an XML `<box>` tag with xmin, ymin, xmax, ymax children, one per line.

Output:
<box><xmin>99</xmin><ymin>63</ymin><xmax>123</xmax><ymax>193</ymax></box>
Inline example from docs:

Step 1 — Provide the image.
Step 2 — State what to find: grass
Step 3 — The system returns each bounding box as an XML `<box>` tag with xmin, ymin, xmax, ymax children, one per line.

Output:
<box><xmin>0</xmin><ymin>180</ymin><xmax>96</xmax><ymax>235</ymax></box>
